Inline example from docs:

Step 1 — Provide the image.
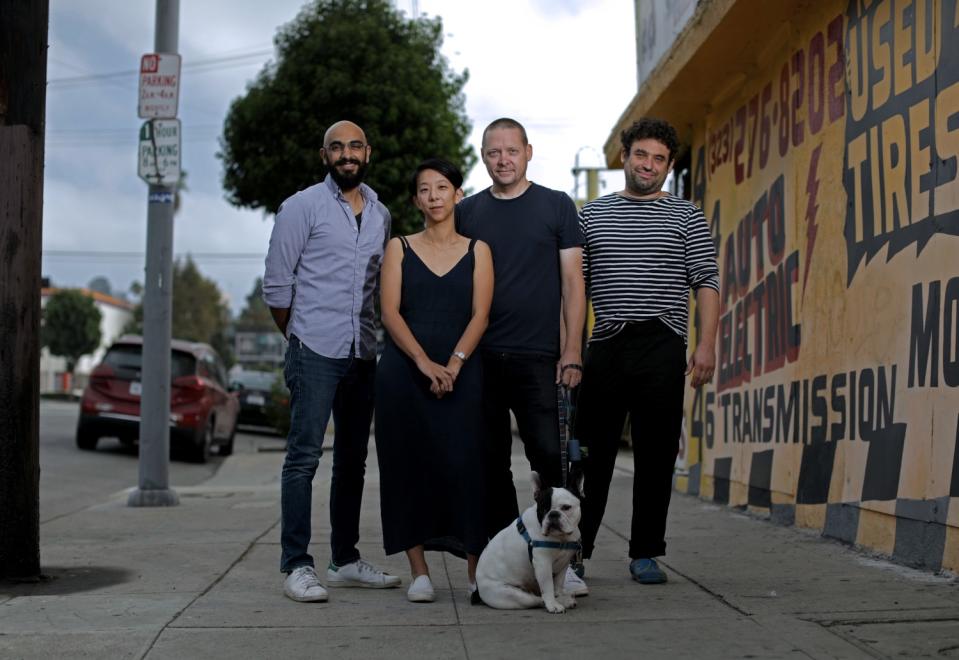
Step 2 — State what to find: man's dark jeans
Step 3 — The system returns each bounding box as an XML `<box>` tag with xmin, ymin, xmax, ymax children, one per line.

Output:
<box><xmin>280</xmin><ymin>336</ymin><xmax>375</xmax><ymax>573</ymax></box>
<box><xmin>575</xmin><ymin>320</ymin><xmax>685</xmax><ymax>560</ymax></box>
<box><xmin>481</xmin><ymin>351</ymin><xmax>563</xmax><ymax>539</ymax></box>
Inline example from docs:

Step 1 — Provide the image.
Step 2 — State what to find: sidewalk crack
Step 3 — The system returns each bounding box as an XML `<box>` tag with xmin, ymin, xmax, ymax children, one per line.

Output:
<box><xmin>441</xmin><ymin>553</ymin><xmax>473</xmax><ymax>660</ymax></box>
<box><xmin>599</xmin><ymin>521</ymin><xmax>751</xmax><ymax>616</ymax></box>
<box><xmin>136</xmin><ymin>516</ymin><xmax>280</xmax><ymax>659</ymax></box>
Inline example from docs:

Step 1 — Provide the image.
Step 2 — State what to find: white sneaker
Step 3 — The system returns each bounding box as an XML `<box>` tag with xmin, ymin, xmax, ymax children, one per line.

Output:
<box><xmin>283</xmin><ymin>566</ymin><xmax>328</xmax><ymax>602</ymax></box>
<box><xmin>407</xmin><ymin>574</ymin><xmax>435</xmax><ymax>603</ymax></box>
<box><xmin>326</xmin><ymin>559</ymin><xmax>401</xmax><ymax>589</ymax></box>
<box><xmin>564</xmin><ymin>565</ymin><xmax>589</xmax><ymax>597</ymax></box>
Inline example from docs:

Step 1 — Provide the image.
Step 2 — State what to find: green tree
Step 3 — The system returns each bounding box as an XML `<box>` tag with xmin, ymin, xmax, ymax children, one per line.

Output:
<box><xmin>86</xmin><ymin>276</ymin><xmax>112</xmax><ymax>296</ymax></box>
<box><xmin>42</xmin><ymin>289</ymin><xmax>102</xmax><ymax>375</ymax></box>
<box><xmin>218</xmin><ymin>0</ymin><xmax>475</xmax><ymax>236</ymax></box>
<box><xmin>235</xmin><ymin>277</ymin><xmax>274</xmax><ymax>331</ymax></box>
<box><xmin>125</xmin><ymin>256</ymin><xmax>234</xmax><ymax>366</ymax></box>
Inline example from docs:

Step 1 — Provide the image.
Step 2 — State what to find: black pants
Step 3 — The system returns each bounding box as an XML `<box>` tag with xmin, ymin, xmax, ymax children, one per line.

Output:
<box><xmin>575</xmin><ymin>321</ymin><xmax>686</xmax><ymax>559</ymax></box>
<box><xmin>481</xmin><ymin>351</ymin><xmax>563</xmax><ymax>539</ymax></box>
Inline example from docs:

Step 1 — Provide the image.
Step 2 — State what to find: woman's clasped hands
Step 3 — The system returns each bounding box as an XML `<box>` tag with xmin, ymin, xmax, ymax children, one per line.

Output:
<box><xmin>415</xmin><ymin>355</ymin><xmax>459</xmax><ymax>398</ymax></box>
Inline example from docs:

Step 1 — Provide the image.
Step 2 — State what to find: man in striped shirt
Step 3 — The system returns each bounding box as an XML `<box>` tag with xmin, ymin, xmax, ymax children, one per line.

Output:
<box><xmin>575</xmin><ymin>117</ymin><xmax>719</xmax><ymax>586</ymax></box>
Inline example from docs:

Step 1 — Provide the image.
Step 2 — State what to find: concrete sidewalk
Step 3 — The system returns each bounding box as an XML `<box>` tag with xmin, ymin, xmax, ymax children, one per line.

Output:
<box><xmin>3</xmin><ymin>441</ymin><xmax>958</xmax><ymax>659</ymax></box>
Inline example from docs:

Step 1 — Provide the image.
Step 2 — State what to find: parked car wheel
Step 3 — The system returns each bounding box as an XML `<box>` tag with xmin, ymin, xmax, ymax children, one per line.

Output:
<box><xmin>76</xmin><ymin>424</ymin><xmax>99</xmax><ymax>451</ymax></box>
<box><xmin>217</xmin><ymin>425</ymin><xmax>236</xmax><ymax>457</ymax></box>
<box><xmin>188</xmin><ymin>417</ymin><xmax>214</xmax><ymax>464</ymax></box>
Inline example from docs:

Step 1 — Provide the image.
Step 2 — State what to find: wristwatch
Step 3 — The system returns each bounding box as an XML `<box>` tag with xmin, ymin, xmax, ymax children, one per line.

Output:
<box><xmin>452</xmin><ymin>351</ymin><xmax>467</xmax><ymax>362</ymax></box>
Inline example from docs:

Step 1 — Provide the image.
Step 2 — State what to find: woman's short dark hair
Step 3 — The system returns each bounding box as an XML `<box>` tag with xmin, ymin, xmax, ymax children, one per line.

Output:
<box><xmin>409</xmin><ymin>158</ymin><xmax>464</xmax><ymax>197</ymax></box>
<box><xmin>620</xmin><ymin>117</ymin><xmax>680</xmax><ymax>163</ymax></box>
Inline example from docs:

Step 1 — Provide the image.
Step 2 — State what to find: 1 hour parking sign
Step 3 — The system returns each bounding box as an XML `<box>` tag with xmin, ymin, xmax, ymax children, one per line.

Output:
<box><xmin>138</xmin><ymin>119</ymin><xmax>181</xmax><ymax>186</ymax></box>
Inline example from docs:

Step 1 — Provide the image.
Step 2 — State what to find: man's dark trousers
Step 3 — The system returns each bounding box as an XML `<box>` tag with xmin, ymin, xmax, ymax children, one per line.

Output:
<box><xmin>576</xmin><ymin>320</ymin><xmax>685</xmax><ymax>559</ymax></box>
<box><xmin>481</xmin><ymin>351</ymin><xmax>564</xmax><ymax>539</ymax></box>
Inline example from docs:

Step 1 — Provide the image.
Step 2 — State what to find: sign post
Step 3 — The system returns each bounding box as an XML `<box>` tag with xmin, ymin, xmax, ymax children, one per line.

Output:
<box><xmin>129</xmin><ymin>0</ymin><xmax>181</xmax><ymax>508</ymax></box>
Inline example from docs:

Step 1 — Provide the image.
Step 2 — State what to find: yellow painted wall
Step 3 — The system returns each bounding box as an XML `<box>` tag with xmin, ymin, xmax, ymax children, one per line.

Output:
<box><xmin>638</xmin><ymin>0</ymin><xmax>959</xmax><ymax>571</ymax></box>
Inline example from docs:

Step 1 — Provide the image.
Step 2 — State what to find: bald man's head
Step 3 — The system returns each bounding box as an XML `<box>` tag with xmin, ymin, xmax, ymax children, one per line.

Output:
<box><xmin>323</xmin><ymin>120</ymin><xmax>366</xmax><ymax>146</ymax></box>
<box><xmin>320</xmin><ymin>120</ymin><xmax>372</xmax><ymax>191</ymax></box>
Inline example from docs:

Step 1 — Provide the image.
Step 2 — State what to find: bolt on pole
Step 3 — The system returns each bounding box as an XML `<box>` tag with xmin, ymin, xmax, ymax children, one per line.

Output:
<box><xmin>129</xmin><ymin>0</ymin><xmax>180</xmax><ymax>507</ymax></box>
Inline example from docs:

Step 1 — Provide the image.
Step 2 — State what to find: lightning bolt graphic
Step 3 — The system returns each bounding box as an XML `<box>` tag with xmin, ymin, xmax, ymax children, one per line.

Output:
<box><xmin>802</xmin><ymin>145</ymin><xmax>822</xmax><ymax>303</ymax></box>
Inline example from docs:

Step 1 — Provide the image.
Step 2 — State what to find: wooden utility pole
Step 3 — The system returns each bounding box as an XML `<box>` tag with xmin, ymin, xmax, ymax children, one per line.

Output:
<box><xmin>0</xmin><ymin>0</ymin><xmax>49</xmax><ymax>580</ymax></box>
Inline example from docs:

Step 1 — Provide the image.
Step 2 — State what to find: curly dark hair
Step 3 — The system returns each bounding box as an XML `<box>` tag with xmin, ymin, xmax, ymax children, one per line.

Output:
<box><xmin>620</xmin><ymin>117</ymin><xmax>680</xmax><ymax>163</ymax></box>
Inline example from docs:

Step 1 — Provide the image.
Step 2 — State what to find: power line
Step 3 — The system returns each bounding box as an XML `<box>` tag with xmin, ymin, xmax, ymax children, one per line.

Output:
<box><xmin>47</xmin><ymin>123</ymin><xmax>221</xmax><ymax>135</ymax></box>
<box><xmin>47</xmin><ymin>47</ymin><xmax>273</xmax><ymax>87</ymax></box>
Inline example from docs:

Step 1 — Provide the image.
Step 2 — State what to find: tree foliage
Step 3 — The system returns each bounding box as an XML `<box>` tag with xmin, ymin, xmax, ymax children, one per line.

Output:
<box><xmin>218</xmin><ymin>0</ymin><xmax>475</xmax><ymax>236</ymax></box>
<box><xmin>42</xmin><ymin>290</ymin><xmax>102</xmax><ymax>372</ymax></box>
<box><xmin>125</xmin><ymin>256</ymin><xmax>234</xmax><ymax>366</ymax></box>
<box><xmin>235</xmin><ymin>277</ymin><xmax>274</xmax><ymax>331</ymax></box>
<box><xmin>86</xmin><ymin>276</ymin><xmax>112</xmax><ymax>296</ymax></box>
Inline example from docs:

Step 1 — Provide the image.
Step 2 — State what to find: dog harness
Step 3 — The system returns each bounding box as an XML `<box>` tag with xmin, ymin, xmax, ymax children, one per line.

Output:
<box><xmin>515</xmin><ymin>517</ymin><xmax>582</xmax><ymax>563</ymax></box>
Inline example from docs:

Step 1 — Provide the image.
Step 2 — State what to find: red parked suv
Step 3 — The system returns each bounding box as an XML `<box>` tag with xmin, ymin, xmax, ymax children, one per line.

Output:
<box><xmin>76</xmin><ymin>335</ymin><xmax>239</xmax><ymax>463</ymax></box>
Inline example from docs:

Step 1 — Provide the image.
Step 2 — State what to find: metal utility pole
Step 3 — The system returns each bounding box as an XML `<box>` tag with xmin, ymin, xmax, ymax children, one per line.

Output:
<box><xmin>128</xmin><ymin>0</ymin><xmax>180</xmax><ymax>507</ymax></box>
<box><xmin>0</xmin><ymin>0</ymin><xmax>49</xmax><ymax>580</ymax></box>
<box><xmin>571</xmin><ymin>147</ymin><xmax>610</xmax><ymax>208</ymax></box>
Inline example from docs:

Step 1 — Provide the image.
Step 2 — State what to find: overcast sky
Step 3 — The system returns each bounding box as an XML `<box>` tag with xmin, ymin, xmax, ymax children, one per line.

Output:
<box><xmin>43</xmin><ymin>0</ymin><xmax>635</xmax><ymax>314</ymax></box>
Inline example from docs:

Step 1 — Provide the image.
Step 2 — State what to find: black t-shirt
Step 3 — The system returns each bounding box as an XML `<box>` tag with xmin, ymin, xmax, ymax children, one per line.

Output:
<box><xmin>456</xmin><ymin>183</ymin><xmax>584</xmax><ymax>356</ymax></box>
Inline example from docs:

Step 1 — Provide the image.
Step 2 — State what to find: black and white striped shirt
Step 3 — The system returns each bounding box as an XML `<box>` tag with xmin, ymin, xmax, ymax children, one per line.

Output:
<box><xmin>580</xmin><ymin>192</ymin><xmax>719</xmax><ymax>344</ymax></box>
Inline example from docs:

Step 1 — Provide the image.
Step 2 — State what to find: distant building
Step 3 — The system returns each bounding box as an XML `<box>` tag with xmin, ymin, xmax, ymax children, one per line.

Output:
<box><xmin>40</xmin><ymin>287</ymin><xmax>133</xmax><ymax>393</ymax></box>
<box><xmin>234</xmin><ymin>330</ymin><xmax>287</xmax><ymax>369</ymax></box>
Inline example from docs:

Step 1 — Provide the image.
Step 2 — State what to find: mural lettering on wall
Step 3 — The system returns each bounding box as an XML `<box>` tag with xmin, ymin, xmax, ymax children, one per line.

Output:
<box><xmin>691</xmin><ymin>14</ymin><xmax>850</xmax><ymax>452</ymax></box>
<box><xmin>689</xmin><ymin>1</ymin><xmax>959</xmax><ymax>513</ymax></box>
<box><xmin>681</xmin><ymin>0</ymin><xmax>959</xmax><ymax>571</ymax></box>
<box><xmin>909</xmin><ymin>277</ymin><xmax>959</xmax><ymax>388</ymax></box>
<box><xmin>843</xmin><ymin>0</ymin><xmax>959</xmax><ymax>285</ymax></box>
<box><xmin>706</xmin><ymin>15</ymin><xmax>845</xmax><ymax>183</ymax></box>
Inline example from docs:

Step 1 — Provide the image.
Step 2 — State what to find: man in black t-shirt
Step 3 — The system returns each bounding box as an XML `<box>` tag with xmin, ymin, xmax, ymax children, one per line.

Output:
<box><xmin>456</xmin><ymin>117</ymin><xmax>587</xmax><ymax>596</ymax></box>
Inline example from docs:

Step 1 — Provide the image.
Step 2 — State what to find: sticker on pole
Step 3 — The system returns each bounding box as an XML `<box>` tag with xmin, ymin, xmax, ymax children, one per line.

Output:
<box><xmin>138</xmin><ymin>119</ymin><xmax>181</xmax><ymax>186</ymax></box>
<box><xmin>138</xmin><ymin>53</ymin><xmax>181</xmax><ymax>118</ymax></box>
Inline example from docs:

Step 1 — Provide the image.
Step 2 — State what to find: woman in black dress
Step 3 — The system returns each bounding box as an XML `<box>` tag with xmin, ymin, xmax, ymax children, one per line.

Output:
<box><xmin>375</xmin><ymin>158</ymin><xmax>494</xmax><ymax>603</ymax></box>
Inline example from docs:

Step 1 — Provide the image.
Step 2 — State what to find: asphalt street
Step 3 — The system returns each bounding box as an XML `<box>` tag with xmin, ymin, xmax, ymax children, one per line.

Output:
<box><xmin>37</xmin><ymin>399</ymin><xmax>285</xmax><ymax>523</ymax></box>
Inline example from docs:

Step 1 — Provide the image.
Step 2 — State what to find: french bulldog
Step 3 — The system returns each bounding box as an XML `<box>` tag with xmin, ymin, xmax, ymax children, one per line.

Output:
<box><xmin>475</xmin><ymin>470</ymin><xmax>584</xmax><ymax>613</ymax></box>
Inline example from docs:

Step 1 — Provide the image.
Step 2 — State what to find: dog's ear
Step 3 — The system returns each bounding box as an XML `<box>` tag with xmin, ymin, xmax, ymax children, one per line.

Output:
<box><xmin>530</xmin><ymin>471</ymin><xmax>544</xmax><ymax>495</ymax></box>
<box><xmin>566</xmin><ymin>465</ymin><xmax>585</xmax><ymax>501</ymax></box>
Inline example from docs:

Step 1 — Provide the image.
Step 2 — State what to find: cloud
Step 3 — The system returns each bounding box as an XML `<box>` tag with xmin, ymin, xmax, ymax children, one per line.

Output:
<box><xmin>425</xmin><ymin>0</ymin><xmax>634</xmax><ymax>192</ymax></box>
<box><xmin>44</xmin><ymin>0</ymin><xmax>637</xmax><ymax>315</ymax></box>
<box><xmin>530</xmin><ymin>0</ymin><xmax>586</xmax><ymax>17</ymax></box>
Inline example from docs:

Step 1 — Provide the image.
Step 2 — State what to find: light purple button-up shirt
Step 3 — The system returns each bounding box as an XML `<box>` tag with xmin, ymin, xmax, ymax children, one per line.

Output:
<box><xmin>263</xmin><ymin>175</ymin><xmax>391</xmax><ymax>360</ymax></box>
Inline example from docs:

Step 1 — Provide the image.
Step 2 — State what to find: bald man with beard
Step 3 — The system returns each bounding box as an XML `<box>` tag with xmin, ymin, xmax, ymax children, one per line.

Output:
<box><xmin>264</xmin><ymin>120</ymin><xmax>401</xmax><ymax>602</ymax></box>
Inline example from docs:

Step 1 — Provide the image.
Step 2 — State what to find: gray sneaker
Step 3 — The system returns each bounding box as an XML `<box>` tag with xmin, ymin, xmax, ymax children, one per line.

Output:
<box><xmin>326</xmin><ymin>559</ymin><xmax>401</xmax><ymax>588</ymax></box>
<box><xmin>283</xmin><ymin>566</ymin><xmax>328</xmax><ymax>602</ymax></box>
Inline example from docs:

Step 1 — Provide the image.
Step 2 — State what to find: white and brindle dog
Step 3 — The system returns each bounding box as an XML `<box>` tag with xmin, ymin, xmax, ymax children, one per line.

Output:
<box><xmin>475</xmin><ymin>470</ymin><xmax>584</xmax><ymax>613</ymax></box>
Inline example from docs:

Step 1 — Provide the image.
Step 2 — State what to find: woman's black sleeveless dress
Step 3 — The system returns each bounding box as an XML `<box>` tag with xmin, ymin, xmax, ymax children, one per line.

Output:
<box><xmin>375</xmin><ymin>236</ymin><xmax>486</xmax><ymax>558</ymax></box>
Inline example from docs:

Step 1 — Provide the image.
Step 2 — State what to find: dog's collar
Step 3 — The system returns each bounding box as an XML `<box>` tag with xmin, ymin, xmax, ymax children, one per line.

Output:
<box><xmin>515</xmin><ymin>517</ymin><xmax>582</xmax><ymax>563</ymax></box>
